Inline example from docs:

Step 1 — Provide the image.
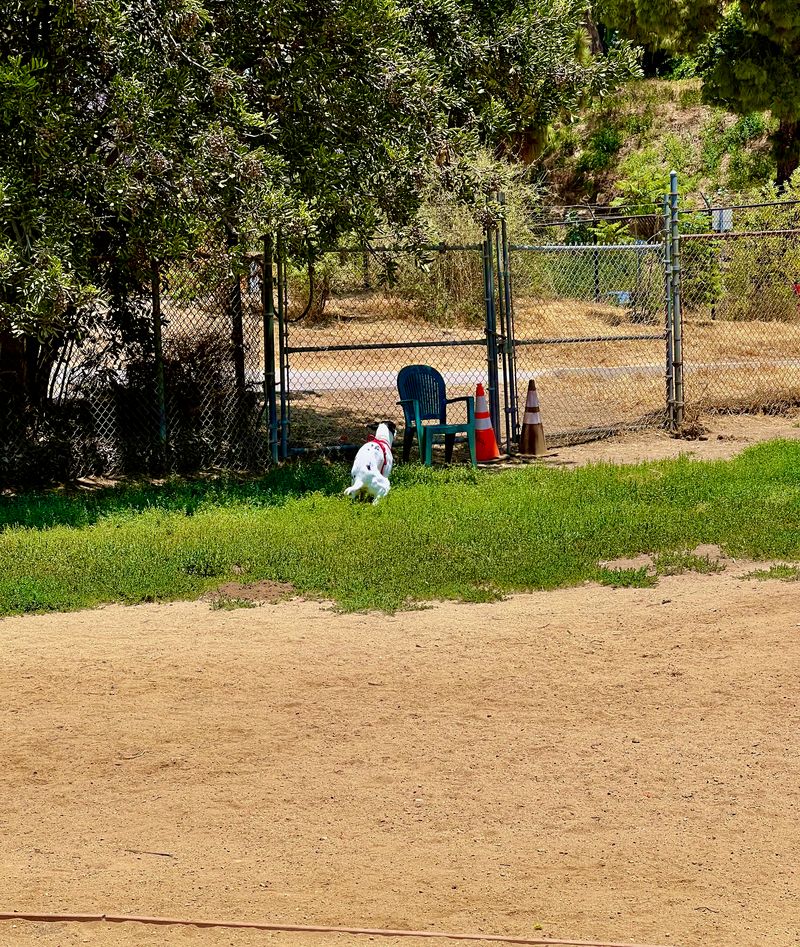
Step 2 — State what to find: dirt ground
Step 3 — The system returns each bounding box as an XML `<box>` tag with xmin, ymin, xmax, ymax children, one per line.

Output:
<box><xmin>2</xmin><ymin>552</ymin><xmax>799</xmax><ymax>947</ymax></box>
<box><xmin>535</xmin><ymin>411</ymin><xmax>800</xmax><ymax>468</ymax></box>
<box><xmin>2</xmin><ymin>423</ymin><xmax>799</xmax><ymax>947</ymax></box>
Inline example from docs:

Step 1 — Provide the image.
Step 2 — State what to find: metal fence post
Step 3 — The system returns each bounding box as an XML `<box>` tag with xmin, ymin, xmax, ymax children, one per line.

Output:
<box><xmin>492</xmin><ymin>195</ymin><xmax>509</xmax><ymax>451</ymax></box>
<box><xmin>593</xmin><ymin>230</ymin><xmax>601</xmax><ymax>303</ymax></box>
<box><xmin>151</xmin><ymin>260</ymin><xmax>168</xmax><ymax>468</ymax></box>
<box><xmin>663</xmin><ymin>196</ymin><xmax>675</xmax><ymax>428</ymax></box>
<box><xmin>497</xmin><ymin>192</ymin><xmax>518</xmax><ymax>452</ymax></box>
<box><xmin>276</xmin><ymin>232</ymin><xmax>289</xmax><ymax>460</ymax></box>
<box><xmin>226</xmin><ymin>229</ymin><xmax>246</xmax><ymax>395</ymax></box>
<box><xmin>669</xmin><ymin>171</ymin><xmax>685</xmax><ymax>427</ymax></box>
<box><xmin>263</xmin><ymin>236</ymin><xmax>279</xmax><ymax>464</ymax></box>
<box><xmin>482</xmin><ymin>205</ymin><xmax>501</xmax><ymax>442</ymax></box>
<box><xmin>362</xmin><ymin>251</ymin><xmax>371</xmax><ymax>290</ymax></box>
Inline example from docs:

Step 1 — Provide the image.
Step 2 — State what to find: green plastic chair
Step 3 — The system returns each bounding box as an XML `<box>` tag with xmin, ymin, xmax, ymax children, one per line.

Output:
<box><xmin>397</xmin><ymin>364</ymin><xmax>477</xmax><ymax>467</ymax></box>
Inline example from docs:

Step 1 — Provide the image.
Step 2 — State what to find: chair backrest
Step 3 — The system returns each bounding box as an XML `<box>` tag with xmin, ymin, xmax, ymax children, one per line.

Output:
<box><xmin>397</xmin><ymin>365</ymin><xmax>446</xmax><ymax>423</ymax></box>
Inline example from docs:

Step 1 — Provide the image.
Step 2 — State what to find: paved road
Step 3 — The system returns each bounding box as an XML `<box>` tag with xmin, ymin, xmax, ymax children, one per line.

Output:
<box><xmin>258</xmin><ymin>358</ymin><xmax>800</xmax><ymax>390</ymax></box>
<box><xmin>59</xmin><ymin>359</ymin><xmax>796</xmax><ymax>395</ymax></box>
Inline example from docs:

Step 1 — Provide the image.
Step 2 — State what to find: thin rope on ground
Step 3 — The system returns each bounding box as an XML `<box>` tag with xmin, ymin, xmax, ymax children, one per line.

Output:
<box><xmin>0</xmin><ymin>910</ymin><xmax>677</xmax><ymax>947</ymax></box>
<box><xmin>0</xmin><ymin>911</ymin><xmax>676</xmax><ymax>947</ymax></box>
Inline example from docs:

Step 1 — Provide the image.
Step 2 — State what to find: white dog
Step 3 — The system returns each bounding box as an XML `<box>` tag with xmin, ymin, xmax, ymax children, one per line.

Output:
<box><xmin>344</xmin><ymin>421</ymin><xmax>396</xmax><ymax>504</ymax></box>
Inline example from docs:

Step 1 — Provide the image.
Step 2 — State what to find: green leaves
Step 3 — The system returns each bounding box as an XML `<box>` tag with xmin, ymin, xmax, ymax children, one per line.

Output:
<box><xmin>0</xmin><ymin>0</ymin><xmax>642</xmax><ymax>346</ymax></box>
<box><xmin>598</xmin><ymin>0</ymin><xmax>800</xmax><ymax>181</ymax></box>
<box><xmin>413</xmin><ymin>0</ymin><xmax>641</xmax><ymax>160</ymax></box>
<box><xmin>1</xmin><ymin>0</ymin><xmax>255</xmax><ymax>338</ymax></box>
<box><xmin>697</xmin><ymin>7</ymin><xmax>800</xmax><ymax>121</ymax></box>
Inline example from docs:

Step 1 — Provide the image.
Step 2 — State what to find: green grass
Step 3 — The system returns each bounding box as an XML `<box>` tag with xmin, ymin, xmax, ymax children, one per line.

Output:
<box><xmin>745</xmin><ymin>563</ymin><xmax>800</xmax><ymax>582</ymax></box>
<box><xmin>1</xmin><ymin>441</ymin><xmax>799</xmax><ymax>615</ymax></box>
<box><xmin>211</xmin><ymin>596</ymin><xmax>259</xmax><ymax>611</ymax></box>
<box><xmin>596</xmin><ymin>567</ymin><xmax>656</xmax><ymax>589</ymax></box>
<box><xmin>653</xmin><ymin>549</ymin><xmax>725</xmax><ymax>575</ymax></box>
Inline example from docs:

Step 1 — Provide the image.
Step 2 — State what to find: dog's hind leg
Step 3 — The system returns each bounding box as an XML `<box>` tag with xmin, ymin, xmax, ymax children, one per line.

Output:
<box><xmin>344</xmin><ymin>478</ymin><xmax>365</xmax><ymax>499</ymax></box>
<box><xmin>371</xmin><ymin>475</ymin><xmax>391</xmax><ymax>504</ymax></box>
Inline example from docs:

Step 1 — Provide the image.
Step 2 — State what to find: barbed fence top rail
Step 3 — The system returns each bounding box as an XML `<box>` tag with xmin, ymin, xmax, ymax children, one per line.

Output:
<box><xmin>680</xmin><ymin>198</ymin><xmax>800</xmax><ymax>214</ymax></box>
<box><xmin>337</xmin><ymin>243</ymin><xmax>484</xmax><ymax>253</ymax></box>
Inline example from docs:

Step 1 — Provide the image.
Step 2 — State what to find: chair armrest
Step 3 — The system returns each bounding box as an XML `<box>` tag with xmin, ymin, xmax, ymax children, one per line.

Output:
<box><xmin>445</xmin><ymin>396</ymin><xmax>475</xmax><ymax>424</ymax></box>
<box><xmin>396</xmin><ymin>398</ymin><xmax>423</xmax><ymax>433</ymax></box>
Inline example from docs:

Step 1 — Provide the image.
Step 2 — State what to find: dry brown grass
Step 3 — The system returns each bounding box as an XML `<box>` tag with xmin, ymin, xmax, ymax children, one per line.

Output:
<box><xmin>284</xmin><ymin>293</ymin><xmax>800</xmax><ymax>365</ymax></box>
<box><xmin>165</xmin><ymin>289</ymin><xmax>800</xmax><ymax>447</ymax></box>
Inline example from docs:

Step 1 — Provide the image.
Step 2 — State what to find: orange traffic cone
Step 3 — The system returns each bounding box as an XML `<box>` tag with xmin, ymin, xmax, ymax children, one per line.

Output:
<box><xmin>475</xmin><ymin>383</ymin><xmax>500</xmax><ymax>462</ymax></box>
<box><xmin>518</xmin><ymin>378</ymin><xmax>547</xmax><ymax>456</ymax></box>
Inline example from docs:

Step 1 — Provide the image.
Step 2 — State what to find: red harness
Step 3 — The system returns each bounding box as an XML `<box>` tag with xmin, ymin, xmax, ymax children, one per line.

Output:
<box><xmin>368</xmin><ymin>437</ymin><xmax>390</xmax><ymax>474</ymax></box>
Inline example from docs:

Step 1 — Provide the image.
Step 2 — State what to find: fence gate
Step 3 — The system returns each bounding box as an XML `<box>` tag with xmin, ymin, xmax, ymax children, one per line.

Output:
<box><xmin>275</xmin><ymin>236</ymin><xmax>517</xmax><ymax>458</ymax></box>
<box><xmin>274</xmin><ymin>204</ymin><xmax>680</xmax><ymax>456</ymax></box>
<box><xmin>506</xmin><ymin>213</ymin><xmax>671</xmax><ymax>446</ymax></box>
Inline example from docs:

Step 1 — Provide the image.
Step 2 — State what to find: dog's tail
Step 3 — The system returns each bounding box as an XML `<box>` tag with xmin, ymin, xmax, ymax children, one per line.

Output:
<box><xmin>344</xmin><ymin>478</ymin><xmax>364</xmax><ymax>498</ymax></box>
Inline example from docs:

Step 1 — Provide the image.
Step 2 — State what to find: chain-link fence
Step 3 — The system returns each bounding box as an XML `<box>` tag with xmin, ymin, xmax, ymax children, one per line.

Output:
<box><xmin>1</xmin><ymin>287</ymin><xmax>164</xmax><ymax>484</ymax></box>
<box><xmin>283</xmin><ymin>245</ymin><xmax>493</xmax><ymax>453</ymax></box>
<box><xmin>508</xmin><ymin>218</ymin><xmax>668</xmax><ymax>445</ymax></box>
<box><xmin>158</xmin><ymin>252</ymin><xmax>271</xmax><ymax>472</ymax></box>
<box><xmin>0</xmin><ymin>252</ymin><xmax>271</xmax><ymax>485</ymax></box>
<box><xmin>3</xmin><ymin>187</ymin><xmax>800</xmax><ymax>486</ymax></box>
<box><xmin>678</xmin><ymin>201</ymin><xmax>800</xmax><ymax>419</ymax></box>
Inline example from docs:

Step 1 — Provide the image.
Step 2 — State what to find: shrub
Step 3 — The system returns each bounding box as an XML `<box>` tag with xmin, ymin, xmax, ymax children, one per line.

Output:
<box><xmin>717</xmin><ymin>236</ymin><xmax>800</xmax><ymax>322</ymax></box>
<box><xmin>577</xmin><ymin>126</ymin><xmax>625</xmax><ymax>172</ymax></box>
<box><xmin>624</xmin><ymin>109</ymin><xmax>655</xmax><ymax>137</ymax></box>
<box><xmin>678</xmin><ymin>84</ymin><xmax>703</xmax><ymax>108</ymax></box>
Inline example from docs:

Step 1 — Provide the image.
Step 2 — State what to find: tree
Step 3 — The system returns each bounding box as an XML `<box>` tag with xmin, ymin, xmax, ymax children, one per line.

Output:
<box><xmin>207</xmin><ymin>0</ymin><xmax>451</xmax><ymax>249</ymax></box>
<box><xmin>410</xmin><ymin>0</ymin><xmax>641</xmax><ymax>163</ymax></box>
<box><xmin>696</xmin><ymin>3</ymin><xmax>800</xmax><ymax>184</ymax></box>
<box><xmin>0</xmin><ymin>0</ymin><xmax>278</xmax><ymax>403</ymax></box>
<box><xmin>1</xmin><ymin>0</ymin><xmax>641</xmax><ymax>402</ymax></box>
<box><xmin>596</xmin><ymin>0</ymin><xmax>800</xmax><ymax>183</ymax></box>
<box><xmin>0</xmin><ymin>0</ymin><xmax>445</xmax><ymax>400</ymax></box>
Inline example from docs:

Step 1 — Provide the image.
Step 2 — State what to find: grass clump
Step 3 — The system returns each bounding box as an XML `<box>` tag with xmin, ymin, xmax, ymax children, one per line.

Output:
<box><xmin>746</xmin><ymin>563</ymin><xmax>800</xmax><ymax>582</ymax></box>
<box><xmin>211</xmin><ymin>596</ymin><xmax>258</xmax><ymax>611</ymax></box>
<box><xmin>596</xmin><ymin>567</ymin><xmax>656</xmax><ymax>589</ymax></box>
<box><xmin>0</xmin><ymin>441</ymin><xmax>799</xmax><ymax>614</ymax></box>
<box><xmin>654</xmin><ymin>549</ymin><xmax>725</xmax><ymax>575</ymax></box>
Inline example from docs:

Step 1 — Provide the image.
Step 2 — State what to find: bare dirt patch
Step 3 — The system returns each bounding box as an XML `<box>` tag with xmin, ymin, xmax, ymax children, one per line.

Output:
<box><xmin>208</xmin><ymin>580</ymin><xmax>296</xmax><ymax>604</ymax></box>
<box><xmin>2</xmin><ymin>573</ymin><xmax>798</xmax><ymax>947</ymax></box>
<box><xmin>536</xmin><ymin>411</ymin><xmax>800</xmax><ymax>468</ymax></box>
<box><xmin>598</xmin><ymin>553</ymin><xmax>656</xmax><ymax>573</ymax></box>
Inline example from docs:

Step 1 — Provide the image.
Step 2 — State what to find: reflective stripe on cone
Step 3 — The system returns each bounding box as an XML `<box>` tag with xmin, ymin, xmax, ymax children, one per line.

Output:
<box><xmin>475</xmin><ymin>383</ymin><xmax>500</xmax><ymax>461</ymax></box>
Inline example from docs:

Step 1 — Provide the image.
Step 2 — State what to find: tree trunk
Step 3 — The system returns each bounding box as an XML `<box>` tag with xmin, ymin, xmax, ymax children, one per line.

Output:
<box><xmin>583</xmin><ymin>10</ymin><xmax>603</xmax><ymax>56</ymax></box>
<box><xmin>0</xmin><ymin>332</ymin><xmax>27</xmax><ymax>392</ymax></box>
<box><xmin>500</xmin><ymin>127</ymin><xmax>547</xmax><ymax>164</ymax></box>
<box><xmin>0</xmin><ymin>334</ymin><xmax>61</xmax><ymax>407</ymax></box>
<box><xmin>774</xmin><ymin>118</ymin><xmax>800</xmax><ymax>186</ymax></box>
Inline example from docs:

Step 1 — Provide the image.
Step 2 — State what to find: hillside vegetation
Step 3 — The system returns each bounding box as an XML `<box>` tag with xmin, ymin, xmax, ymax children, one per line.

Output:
<box><xmin>544</xmin><ymin>78</ymin><xmax>777</xmax><ymax>207</ymax></box>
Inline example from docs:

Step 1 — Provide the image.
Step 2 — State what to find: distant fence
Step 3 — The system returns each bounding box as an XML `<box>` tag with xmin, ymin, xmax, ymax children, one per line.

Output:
<box><xmin>679</xmin><ymin>203</ymin><xmax>800</xmax><ymax>417</ymax></box>
<box><xmin>3</xmin><ymin>180</ymin><xmax>800</xmax><ymax>486</ymax></box>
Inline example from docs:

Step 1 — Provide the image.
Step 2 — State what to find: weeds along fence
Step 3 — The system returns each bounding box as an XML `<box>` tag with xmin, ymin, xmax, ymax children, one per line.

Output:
<box><xmin>2</xmin><ymin>180</ymin><xmax>800</xmax><ymax>485</ymax></box>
